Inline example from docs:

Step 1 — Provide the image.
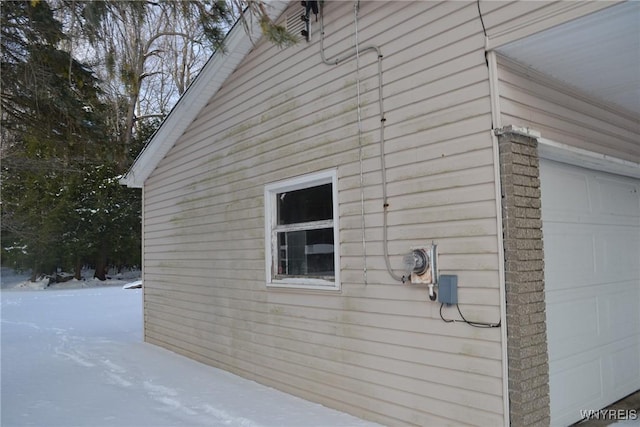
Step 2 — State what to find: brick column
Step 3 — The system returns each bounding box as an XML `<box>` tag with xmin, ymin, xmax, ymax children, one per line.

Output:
<box><xmin>496</xmin><ymin>126</ymin><xmax>550</xmax><ymax>426</ymax></box>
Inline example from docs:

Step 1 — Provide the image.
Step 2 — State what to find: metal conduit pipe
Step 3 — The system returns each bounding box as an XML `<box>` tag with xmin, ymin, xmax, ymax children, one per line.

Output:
<box><xmin>353</xmin><ymin>1</ymin><xmax>368</xmax><ymax>285</ymax></box>
<box><xmin>319</xmin><ymin>1</ymin><xmax>404</xmax><ymax>283</ymax></box>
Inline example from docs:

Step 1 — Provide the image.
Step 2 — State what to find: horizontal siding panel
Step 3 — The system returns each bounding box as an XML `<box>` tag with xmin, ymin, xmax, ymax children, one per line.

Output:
<box><xmin>339</xmin><ymin>217</ymin><xmax>498</xmax><ymax>242</ymax></box>
<box><xmin>499</xmin><ymin>92</ymin><xmax>639</xmax><ymax>150</ymax></box>
<box><xmin>144</xmin><ymin>327</ymin><xmax>503</xmax><ymax>427</ymax></box>
<box><xmin>340</xmin><ymin>280</ymin><xmax>501</xmax><ymax>307</ymax></box>
<box><xmin>144</xmin><ymin>269</ymin><xmax>263</xmax><ymax>284</ymax></box>
<box><xmin>142</xmin><ymin>321</ymin><xmax>506</xmax><ymax>421</ymax></box>
<box><xmin>386</xmin><ymin>98</ymin><xmax>491</xmax><ymax>141</ymax></box>
<box><xmin>384</xmin><ymin>38</ymin><xmax>484</xmax><ymax>96</ymax></box>
<box><xmin>144</xmin><ymin>216</ymin><xmax>263</xmax><ymax>239</ymax></box>
<box><xmin>146</xmin><ymin>118</ymin><xmax>359</xmax><ymax>206</ymax></box>
<box><xmin>148</xmin><ymin>77</ymin><xmax>358</xmax><ymax>188</ymax></box>
<box><xmin>485</xmin><ymin>1</ymin><xmax>613</xmax><ymax>48</ymax></box>
<box><xmin>144</xmin><ymin>249</ymin><xmax>262</xmax><ymax>263</ymax></box>
<box><xmin>500</xmin><ymin>100</ymin><xmax>639</xmax><ymax>161</ymax></box>
<box><xmin>143</xmin><ymin>278</ymin><xmax>500</xmax><ymax>340</ymax></box>
<box><xmin>146</xmin><ymin>116</ymin><xmax>362</xmax><ymax>197</ymax></box>
<box><xmin>498</xmin><ymin>60</ymin><xmax>640</xmax><ymax>162</ymax></box>
<box><xmin>143</xmin><ymin>309</ymin><xmax>505</xmax><ymax>410</ymax></box>
<box><xmin>498</xmin><ymin>57</ymin><xmax>638</xmax><ymax>131</ymax></box>
<box><xmin>145</xmin><ymin>12</ymin><xmax>488</xmax><ymax>196</ymax></box>
<box><xmin>144</xmin><ymin>226</ymin><xmax>263</xmax><ymax>245</ymax></box>
<box><xmin>144</xmin><ymin>202</ymin><xmax>260</xmax><ymax>230</ymax></box>
<box><xmin>385</xmin><ymin>69</ymin><xmax>489</xmax><ymax>119</ymax></box>
<box><xmin>189</xmin><ymin>48</ymin><xmax>320</xmax><ymax>135</ymax></box>
<box><xmin>378</xmin><ymin>3</ymin><xmax>481</xmax><ymax>70</ymax></box>
<box><xmin>484</xmin><ymin>2</ymin><xmax>573</xmax><ymax>37</ymax></box>
<box><xmin>146</xmin><ymin>297</ymin><xmax>500</xmax><ymax>368</ymax></box>
<box><xmin>144</xmin><ymin>294</ymin><xmax>503</xmax><ymax>364</ymax></box>
<box><xmin>143</xmin><ymin>233</ymin><xmax>498</xmax><ymax>261</ymax></box>
<box><xmin>145</xmin><ymin>209</ymin><xmax>263</xmax><ymax>232</ymax></box>
<box><xmin>362</xmin><ymin>116</ymin><xmax>491</xmax><ymax>163</ymax></box>
<box><xmin>144</xmin><ymin>130</ymin><xmax>495</xmax><ymax>224</ymax></box>
<box><xmin>143</xmin><ymin>304</ymin><xmax>503</xmax><ymax>381</ymax></box>
<box><xmin>143</xmin><ymin>271</ymin><xmax>492</xmax><ymax>310</ymax></box>
<box><xmin>342</xmin><ymin>202</ymin><xmax>497</xmax><ymax>231</ymax></box>
<box><xmin>343</xmin><ymin>182</ymin><xmax>496</xmax><ymax>214</ymax></box>
<box><xmin>142</xmin><ymin>331</ymin><xmax>404</xmax><ymax>426</ymax></box>
<box><xmin>385</xmin><ymin>154</ymin><xmax>494</xmax><ymax>187</ymax></box>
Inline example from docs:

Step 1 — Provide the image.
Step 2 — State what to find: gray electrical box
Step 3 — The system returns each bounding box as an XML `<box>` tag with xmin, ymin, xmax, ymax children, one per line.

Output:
<box><xmin>438</xmin><ymin>275</ymin><xmax>458</xmax><ymax>305</ymax></box>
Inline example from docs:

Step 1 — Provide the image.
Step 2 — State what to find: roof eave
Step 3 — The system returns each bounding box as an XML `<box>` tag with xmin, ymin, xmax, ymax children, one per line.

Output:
<box><xmin>120</xmin><ymin>1</ymin><xmax>290</xmax><ymax>188</ymax></box>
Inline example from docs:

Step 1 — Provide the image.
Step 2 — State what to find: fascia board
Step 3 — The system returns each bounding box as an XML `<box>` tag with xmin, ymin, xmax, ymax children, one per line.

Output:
<box><xmin>120</xmin><ymin>1</ymin><xmax>290</xmax><ymax>188</ymax></box>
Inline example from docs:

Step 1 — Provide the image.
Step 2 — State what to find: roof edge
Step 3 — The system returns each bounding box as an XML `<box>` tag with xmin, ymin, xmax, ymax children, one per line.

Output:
<box><xmin>120</xmin><ymin>1</ymin><xmax>290</xmax><ymax>188</ymax></box>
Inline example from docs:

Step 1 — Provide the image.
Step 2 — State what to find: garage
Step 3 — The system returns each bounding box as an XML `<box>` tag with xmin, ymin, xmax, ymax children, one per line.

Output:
<box><xmin>540</xmin><ymin>157</ymin><xmax>640</xmax><ymax>426</ymax></box>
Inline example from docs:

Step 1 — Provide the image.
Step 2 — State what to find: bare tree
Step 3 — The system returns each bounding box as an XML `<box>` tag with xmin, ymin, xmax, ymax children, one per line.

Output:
<box><xmin>53</xmin><ymin>1</ymin><xmax>228</xmax><ymax>163</ymax></box>
<box><xmin>53</xmin><ymin>0</ymin><xmax>295</xmax><ymax>165</ymax></box>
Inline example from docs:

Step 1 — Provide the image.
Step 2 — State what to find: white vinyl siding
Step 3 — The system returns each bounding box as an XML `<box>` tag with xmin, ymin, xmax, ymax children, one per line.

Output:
<box><xmin>141</xmin><ymin>1</ymin><xmax>508</xmax><ymax>425</ymax></box>
<box><xmin>497</xmin><ymin>55</ymin><xmax>640</xmax><ymax>163</ymax></box>
<box><xmin>480</xmin><ymin>1</ymin><xmax>616</xmax><ymax>50</ymax></box>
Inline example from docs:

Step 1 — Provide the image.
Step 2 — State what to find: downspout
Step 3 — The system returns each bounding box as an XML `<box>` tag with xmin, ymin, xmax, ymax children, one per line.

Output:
<box><xmin>486</xmin><ymin>44</ymin><xmax>511</xmax><ymax>427</ymax></box>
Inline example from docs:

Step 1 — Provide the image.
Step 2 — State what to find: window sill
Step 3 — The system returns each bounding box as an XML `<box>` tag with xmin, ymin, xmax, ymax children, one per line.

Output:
<box><xmin>267</xmin><ymin>278</ymin><xmax>340</xmax><ymax>291</ymax></box>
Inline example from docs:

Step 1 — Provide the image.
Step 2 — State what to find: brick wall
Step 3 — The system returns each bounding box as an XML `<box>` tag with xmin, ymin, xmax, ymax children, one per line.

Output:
<box><xmin>496</xmin><ymin>127</ymin><xmax>550</xmax><ymax>426</ymax></box>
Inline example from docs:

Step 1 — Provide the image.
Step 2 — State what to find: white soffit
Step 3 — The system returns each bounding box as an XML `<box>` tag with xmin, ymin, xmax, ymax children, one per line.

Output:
<box><xmin>496</xmin><ymin>1</ymin><xmax>640</xmax><ymax>117</ymax></box>
<box><xmin>121</xmin><ymin>1</ymin><xmax>290</xmax><ymax>188</ymax></box>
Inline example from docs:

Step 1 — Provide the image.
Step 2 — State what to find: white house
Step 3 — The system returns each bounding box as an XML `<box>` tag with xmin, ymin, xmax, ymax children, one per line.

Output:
<box><xmin>122</xmin><ymin>1</ymin><xmax>640</xmax><ymax>425</ymax></box>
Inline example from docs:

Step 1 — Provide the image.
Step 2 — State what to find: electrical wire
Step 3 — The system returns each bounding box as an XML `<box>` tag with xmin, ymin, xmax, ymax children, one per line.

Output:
<box><xmin>439</xmin><ymin>303</ymin><xmax>501</xmax><ymax>328</ymax></box>
<box><xmin>477</xmin><ymin>0</ymin><xmax>487</xmax><ymax>37</ymax></box>
<box><xmin>477</xmin><ymin>0</ymin><xmax>489</xmax><ymax>68</ymax></box>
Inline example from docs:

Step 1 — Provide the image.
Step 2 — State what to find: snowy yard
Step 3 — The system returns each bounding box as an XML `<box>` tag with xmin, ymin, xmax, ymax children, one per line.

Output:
<box><xmin>0</xmin><ymin>273</ymin><xmax>380</xmax><ymax>427</ymax></box>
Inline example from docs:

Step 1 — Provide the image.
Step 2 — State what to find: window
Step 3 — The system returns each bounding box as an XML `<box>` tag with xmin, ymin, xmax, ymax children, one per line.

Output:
<box><xmin>264</xmin><ymin>170</ymin><xmax>339</xmax><ymax>290</ymax></box>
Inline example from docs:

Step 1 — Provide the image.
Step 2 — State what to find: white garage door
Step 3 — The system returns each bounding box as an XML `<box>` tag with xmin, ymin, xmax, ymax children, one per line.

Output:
<box><xmin>541</xmin><ymin>159</ymin><xmax>640</xmax><ymax>426</ymax></box>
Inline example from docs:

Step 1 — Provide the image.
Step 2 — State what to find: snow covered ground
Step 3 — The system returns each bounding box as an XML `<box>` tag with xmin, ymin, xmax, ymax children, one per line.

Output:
<box><xmin>0</xmin><ymin>267</ymin><xmax>142</xmax><ymax>291</ymax></box>
<box><xmin>1</xmin><ymin>273</ymin><xmax>380</xmax><ymax>427</ymax></box>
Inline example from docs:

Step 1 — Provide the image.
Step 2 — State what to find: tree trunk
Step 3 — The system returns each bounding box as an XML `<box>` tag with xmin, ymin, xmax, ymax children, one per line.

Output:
<box><xmin>94</xmin><ymin>245</ymin><xmax>108</xmax><ymax>281</ymax></box>
<box><xmin>94</xmin><ymin>261</ymin><xmax>107</xmax><ymax>281</ymax></box>
<box><xmin>74</xmin><ymin>258</ymin><xmax>82</xmax><ymax>280</ymax></box>
<box><xmin>30</xmin><ymin>260</ymin><xmax>42</xmax><ymax>282</ymax></box>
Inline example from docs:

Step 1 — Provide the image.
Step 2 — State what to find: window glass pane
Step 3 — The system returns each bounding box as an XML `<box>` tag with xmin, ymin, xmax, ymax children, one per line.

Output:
<box><xmin>277</xmin><ymin>183</ymin><xmax>332</xmax><ymax>225</ymax></box>
<box><xmin>277</xmin><ymin>228</ymin><xmax>334</xmax><ymax>277</ymax></box>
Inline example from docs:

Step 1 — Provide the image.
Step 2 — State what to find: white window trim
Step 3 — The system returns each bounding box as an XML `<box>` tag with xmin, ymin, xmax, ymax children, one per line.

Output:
<box><xmin>264</xmin><ymin>169</ymin><xmax>340</xmax><ymax>290</ymax></box>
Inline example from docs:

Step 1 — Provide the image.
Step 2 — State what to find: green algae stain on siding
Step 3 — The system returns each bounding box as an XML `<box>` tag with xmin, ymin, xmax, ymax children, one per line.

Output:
<box><xmin>172</xmin><ymin>93</ymin><xmax>365</xmax><ymax>225</ymax></box>
<box><xmin>221</xmin><ymin>118</ymin><xmax>258</xmax><ymax>140</ymax></box>
<box><xmin>260</xmin><ymin>98</ymin><xmax>299</xmax><ymax>124</ymax></box>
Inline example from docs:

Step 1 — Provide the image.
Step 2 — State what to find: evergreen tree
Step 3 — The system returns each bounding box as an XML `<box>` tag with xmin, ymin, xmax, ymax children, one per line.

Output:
<box><xmin>1</xmin><ymin>1</ymin><xmax>141</xmax><ymax>280</ymax></box>
<box><xmin>1</xmin><ymin>0</ymin><xmax>294</xmax><ymax>280</ymax></box>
